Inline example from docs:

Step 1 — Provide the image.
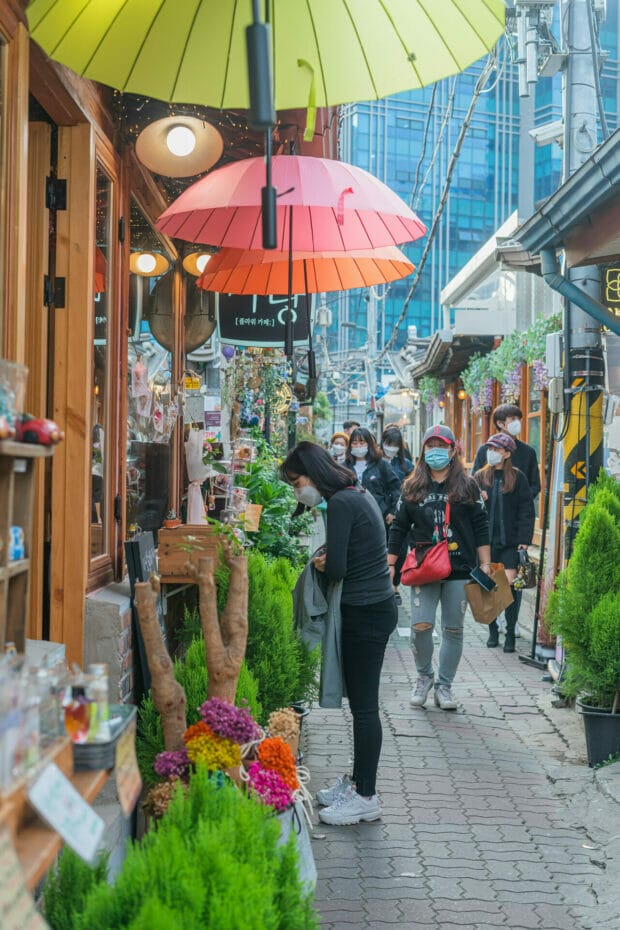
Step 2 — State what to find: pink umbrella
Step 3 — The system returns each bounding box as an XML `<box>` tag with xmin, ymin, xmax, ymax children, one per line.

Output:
<box><xmin>157</xmin><ymin>155</ymin><xmax>426</xmax><ymax>252</ymax></box>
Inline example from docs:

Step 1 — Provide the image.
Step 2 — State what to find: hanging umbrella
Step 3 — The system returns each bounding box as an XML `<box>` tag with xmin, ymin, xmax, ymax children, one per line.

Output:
<box><xmin>157</xmin><ymin>154</ymin><xmax>426</xmax><ymax>252</ymax></box>
<box><xmin>195</xmin><ymin>245</ymin><xmax>415</xmax><ymax>295</ymax></box>
<box><xmin>27</xmin><ymin>1</ymin><xmax>505</xmax><ymax>112</ymax></box>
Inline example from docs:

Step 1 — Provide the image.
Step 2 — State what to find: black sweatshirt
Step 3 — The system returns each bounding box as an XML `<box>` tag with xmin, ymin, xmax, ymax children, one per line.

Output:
<box><xmin>324</xmin><ymin>487</ymin><xmax>393</xmax><ymax>605</ymax></box>
<box><xmin>388</xmin><ymin>479</ymin><xmax>490</xmax><ymax>580</ymax></box>
<box><xmin>477</xmin><ymin>468</ymin><xmax>535</xmax><ymax>549</ymax></box>
<box><xmin>473</xmin><ymin>438</ymin><xmax>541</xmax><ymax>499</ymax></box>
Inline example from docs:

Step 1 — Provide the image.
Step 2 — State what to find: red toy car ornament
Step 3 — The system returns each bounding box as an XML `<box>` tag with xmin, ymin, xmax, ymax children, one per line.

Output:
<box><xmin>15</xmin><ymin>414</ymin><xmax>64</xmax><ymax>445</ymax></box>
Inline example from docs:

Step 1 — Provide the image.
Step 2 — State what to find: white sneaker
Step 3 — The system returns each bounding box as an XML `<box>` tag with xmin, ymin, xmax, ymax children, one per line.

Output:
<box><xmin>514</xmin><ymin>623</ymin><xmax>521</xmax><ymax>638</ymax></box>
<box><xmin>434</xmin><ymin>685</ymin><xmax>458</xmax><ymax>711</ymax></box>
<box><xmin>316</xmin><ymin>774</ymin><xmax>352</xmax><ymax>807</ymax></box>
<box><xmin>410</xmin><ymin>674</ymin><xmax>434</xmax><ymax>707</ymax></box>
<box><xmin>318</xmin><ymin>785</ymin><xmax>381</xmax><ymax>825</ymax></box>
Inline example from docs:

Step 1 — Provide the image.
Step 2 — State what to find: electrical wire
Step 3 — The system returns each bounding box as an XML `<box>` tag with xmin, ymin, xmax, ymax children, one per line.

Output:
<box><xmin>375</xmin><ymin>52</ymin><xmax>497</xmax><ymax>363</ymax></box>
<box><xmin>409</xmin><ymin>83</ymin><xmax>437</xmax><ymax>210</ymax></box>
<box><xmin>586</xmin><ymin>0</ymin><xmax>611</xmax><ymax>140</ymax></box>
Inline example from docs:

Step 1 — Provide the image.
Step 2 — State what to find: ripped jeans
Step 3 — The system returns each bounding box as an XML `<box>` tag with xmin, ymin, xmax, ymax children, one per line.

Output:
<box><xmin>410</xmin><ymin>579</ymin><xmax>468</xmax><ymax>687</ymax></box>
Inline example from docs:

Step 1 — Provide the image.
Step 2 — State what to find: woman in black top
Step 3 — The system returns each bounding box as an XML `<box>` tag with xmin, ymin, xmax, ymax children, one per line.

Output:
<box><xmin>473</xmin><ymin>432</ymin><xmax>535</xmax><ymax>653</ymax></box>
<box><xmin>388</xmin><ymin>425</ymin><xmax>490</xmax><ymax>711</ymax></box>
<box><xmin>282</xmin><ymin>442</ymin><xmax>397</xmax><ymax>827</ymax></box>
<box><xmin>346</xmin><ymin>427</ymin><xmax>401</xmax><ymax>532</ymax></box>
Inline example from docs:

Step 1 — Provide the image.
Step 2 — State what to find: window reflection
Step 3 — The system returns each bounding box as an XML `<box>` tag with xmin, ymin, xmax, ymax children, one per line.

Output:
<box><xmin>126</xmin><ymin>201</ymin><xmax>176</xmax><ymax>539</ymax></box>
<box><xmin>90</xmin><ymin>167</ymin><xmax>111</xmax><ymax>558</ymax></box>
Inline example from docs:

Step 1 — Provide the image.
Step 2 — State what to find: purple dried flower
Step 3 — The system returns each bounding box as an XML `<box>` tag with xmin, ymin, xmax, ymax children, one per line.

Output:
<box><xmin>199</xmin><ymin>697</ymin><xmax>260</xmax><ymax>745</ymax></box>
<box><xmin>154</xmin><ymin>748</ymin><xmax>191</xmax><ymax>780</ymax></box>
<box><xmin>501</xmin><ymin>364</ymin><xmax>522</xmax><ymax>402</ymax></box>
<box><xmin>532</xmin><ymin>358</ymin><xmax>549</xmax><ymax>392</ymax></box>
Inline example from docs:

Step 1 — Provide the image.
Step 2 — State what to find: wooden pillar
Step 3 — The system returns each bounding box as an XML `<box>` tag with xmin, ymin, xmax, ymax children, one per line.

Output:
<box><xmin>50</xmin><ymin>122</ymin><xmax>95</xmax><ymax>665</ymax></box>
<box><xmin>25</xmin><ymin>122</ymin><xmax>52</xmax><ymax>640</ymax></box>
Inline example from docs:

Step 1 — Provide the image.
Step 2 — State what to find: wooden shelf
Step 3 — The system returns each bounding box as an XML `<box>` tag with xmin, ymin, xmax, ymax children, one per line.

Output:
<box><xmin>0</xmin><ymin>440</ymin><xmax>54</xmax><ymax>459</ymax></box>
<box><xmin>0</xmin><ymin>558</ymin><xmax>30</xmax><ymax>580</ymax></box>
<box><xmin>0</xmin><ymin>738</ymin><xmax>110</xmax><ymax>889</ymax></box>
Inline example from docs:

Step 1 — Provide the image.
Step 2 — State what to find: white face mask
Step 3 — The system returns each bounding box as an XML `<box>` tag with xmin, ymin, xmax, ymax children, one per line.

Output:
<box><xmin>383</xmin><ymin>445</ymin><xmax>399</xmax><ymax>459</ymax></box>
<box><xmin>294</xmin><ymin>484</ymin><xmax>323</xmax><ymax>507</ymax></box>
<box><xmin>506</xmin><ymin>419</ymin><xmax>521</xmax><ymax>437</ymax></box>
<box><xmin>487</xmin><ymin>449</ymin><xmax>503</xmax><ymax>467</ymax></box>
<box><xmin>330</xmin><ymin>445</ymin><xmax>346</xmax><ymax>459</ymax></box>
<box><xmin>350</xmin><ymin>445</ymin><xmax>368</xmax><ymax>458</ymax></box>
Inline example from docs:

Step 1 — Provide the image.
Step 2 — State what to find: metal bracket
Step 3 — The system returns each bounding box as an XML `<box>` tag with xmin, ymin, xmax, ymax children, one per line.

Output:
<box><xmin>45</xmin><ymin>177</ymin><xmax>67</xmax><ymax>211</ymax></box>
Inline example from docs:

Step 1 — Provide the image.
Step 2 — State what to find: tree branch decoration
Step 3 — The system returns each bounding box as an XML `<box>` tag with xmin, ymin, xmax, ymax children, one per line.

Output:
<box><xmin>134</xmin><ymin>575</ymin><xmax>187</xmax><ymax>752</ymax></box>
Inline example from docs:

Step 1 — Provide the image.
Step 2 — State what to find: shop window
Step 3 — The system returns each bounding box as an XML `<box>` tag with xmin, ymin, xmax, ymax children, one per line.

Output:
<box><xmin>126</xmin><ymin>200</ymin><xmax>175</xmax><ymax>539</ymax></box>
<box><xmin>0</xmin><ymin>38</ymin><xmax>5</xmax><ymax>349</ymax></box>
<box><xmin>90</xmin><ymin>166</ymin><xmax>113</xmax><ymax>559</ymax></box>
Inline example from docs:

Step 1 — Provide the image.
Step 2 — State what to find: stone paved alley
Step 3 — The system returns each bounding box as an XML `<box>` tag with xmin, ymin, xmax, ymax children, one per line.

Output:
<box><xmin>305</xmin><ymin>601</ymin><xmax>620</xmax><ymax>930</ymax></box>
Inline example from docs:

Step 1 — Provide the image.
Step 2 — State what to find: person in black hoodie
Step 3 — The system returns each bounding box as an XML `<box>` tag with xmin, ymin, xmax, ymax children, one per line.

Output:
<box><xmin>473</xmin><ymin>432</ymin><xmax>535</xmax><ymax>653</ymax></box>
<box><xmin>388</xmin><ymin>425</ymin><xmax>491</xmax><ymax>711</ymax></box>
<box><xmin>346</xmin><ymin>428</ymin><xmax>401</xmax><ymax>534</ymax></box>
<box><xmin>472</xmin><ymin>403</ymin><xmax>540</xmax><ymax>500</ymax></box>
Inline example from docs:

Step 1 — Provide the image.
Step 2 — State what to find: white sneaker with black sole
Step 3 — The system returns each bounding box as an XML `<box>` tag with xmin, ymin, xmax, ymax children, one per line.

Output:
<box><xmin>434</xmin><ymin>685</ymin><xmax>458</xmax><ymax>710</ymax></box>
<box><xmin>316</xmin><ymin>774</ymin><xmax>352</xmax><ymax>807</ymax></box>
<box><xmin>318</xmin><ymin>785</ymin><xmax>381</xmax><ymax>825</ymax></box>
<box><xmin>410</xmin><ymin>674</ymin><xmax>434</xmax><ymax>707</ymax></box>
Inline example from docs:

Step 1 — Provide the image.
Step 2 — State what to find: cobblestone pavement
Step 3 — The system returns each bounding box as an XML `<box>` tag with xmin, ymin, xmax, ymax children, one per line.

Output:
<box><xmin>305</xmin><ymin>598</ymin><xmax>620</xmax><ymax>930</ymax></box>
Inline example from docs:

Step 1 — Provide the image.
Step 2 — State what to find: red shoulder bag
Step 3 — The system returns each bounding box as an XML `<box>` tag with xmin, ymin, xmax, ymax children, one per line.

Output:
<box><xmin>400</xmin><ymin>501</ymin><xmax>452</xmax><ymax>586</ymax></box>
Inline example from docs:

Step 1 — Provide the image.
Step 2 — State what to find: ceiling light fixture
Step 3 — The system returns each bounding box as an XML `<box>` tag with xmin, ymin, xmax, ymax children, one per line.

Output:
<box><xmin>135</xmin><ymin>115</ymin><xmax>224</xmax><ymax>179</ymax></box>
<box><xmin>166</xmin><ymin>124</ymin><xmax>196</xmax><ymax>157</ymax></box>
<box><xmin>129</xmin><ymin>251</ymin><xmax>170</xmax><ymax>277</ymax></box>
<box><xmin>182</xmin><ymin>251</ymin><xmax>213</xmax><ymax>276</ymax></box>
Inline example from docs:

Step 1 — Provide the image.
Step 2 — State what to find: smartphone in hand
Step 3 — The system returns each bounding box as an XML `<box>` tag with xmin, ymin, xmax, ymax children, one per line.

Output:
<box><xmin>469</xmin><ymin>566</ymin><xmax>497</xmax><ymax>592</ymax></box>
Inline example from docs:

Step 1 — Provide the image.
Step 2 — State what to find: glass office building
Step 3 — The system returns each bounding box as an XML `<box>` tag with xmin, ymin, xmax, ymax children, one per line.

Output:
<box><xmin>334</xmin><ymin>1</ymin><xmax>619</xmax><ymax>351</ymax></box>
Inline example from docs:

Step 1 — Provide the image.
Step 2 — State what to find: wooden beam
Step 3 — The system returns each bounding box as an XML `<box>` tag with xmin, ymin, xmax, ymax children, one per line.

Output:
<box><xmin>50</xmin><ymin>123</ymin><xmax>95</xmax><ymax>666</ymax></box>
<box><xmin>1</xmin><ymin>22</ymin><xmax>29</xmax><ymax>362</ymax></box>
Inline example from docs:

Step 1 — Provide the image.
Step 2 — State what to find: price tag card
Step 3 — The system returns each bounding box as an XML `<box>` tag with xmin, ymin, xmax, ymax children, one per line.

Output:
<box><xmin>243</xmin><ymin>503</ymin><xmax>263</xmax><ymax>532</ymax></box>
<box><xmin>27</xmin><ymin>763</ymin><xmax>105</xmax><ymax>865</ymax></box>
<box><xmin>0</xmin><ymin>825</ymin><xmax>50</xmax><ymax>929</ymax></box>
<box><xmin>115</xmin><ymin>717</ymin><xmax>142</xmax><ymax>818</ymax></box>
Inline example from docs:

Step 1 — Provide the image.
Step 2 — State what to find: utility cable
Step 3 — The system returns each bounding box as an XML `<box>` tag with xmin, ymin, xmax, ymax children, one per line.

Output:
<box><xmin>375</xmin><ymin>53</ymin><xmax>497</xmax><ymax>363</ymax></box>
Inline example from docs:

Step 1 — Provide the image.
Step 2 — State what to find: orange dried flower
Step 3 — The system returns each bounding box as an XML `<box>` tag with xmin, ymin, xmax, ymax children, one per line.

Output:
<box><xmin>257</xmin><ymin>736</ymin><xmax>299</xmax><ymax>790</ymax></box>
<box><xmin>183</xmin><ymin>721</ymin><xmax>214</xmax><ymax>744</ymax></box>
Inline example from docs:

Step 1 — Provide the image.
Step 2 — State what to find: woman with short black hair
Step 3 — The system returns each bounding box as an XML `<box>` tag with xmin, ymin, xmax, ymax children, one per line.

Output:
<box><xmin>281</xmin><ymin>441</ymin><xmax>397</xmax><ymax>826</ymax></box>
<box><xmin>346</xmin><ymin>427</ymin><xmax>401</xmax><ymax>533</ymax></box>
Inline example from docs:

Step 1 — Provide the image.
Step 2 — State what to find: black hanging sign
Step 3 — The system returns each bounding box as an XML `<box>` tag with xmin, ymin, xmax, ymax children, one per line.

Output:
<box><xmin>216</xmin><ymin>292</ymin><xmax>310</xmax><ymax>347</ymax></box>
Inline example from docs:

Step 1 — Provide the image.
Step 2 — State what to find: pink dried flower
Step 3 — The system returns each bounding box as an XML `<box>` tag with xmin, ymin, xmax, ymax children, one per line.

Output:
<box><xmin>247</xmin><ymin>761</ymin><xmax>293</xmax><ymax>811</ymax></box>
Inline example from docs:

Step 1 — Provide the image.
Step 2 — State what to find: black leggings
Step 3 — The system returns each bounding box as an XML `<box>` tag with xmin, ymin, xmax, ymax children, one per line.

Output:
<box><xmin>341</xmin><ymin>595</ymin><xmax>398</xmax><ymax>797</ymax></box>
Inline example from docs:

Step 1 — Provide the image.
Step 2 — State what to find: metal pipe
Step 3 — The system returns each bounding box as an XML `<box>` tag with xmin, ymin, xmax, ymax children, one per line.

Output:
<box><xmin>539</xmin><ymin>248</ymin><xmax>620</xmax><ymax>336</ymax></box>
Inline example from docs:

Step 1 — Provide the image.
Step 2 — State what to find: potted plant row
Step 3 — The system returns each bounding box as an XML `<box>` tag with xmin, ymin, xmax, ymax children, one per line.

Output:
<box><xmin>546</xmin><ymin>472</ymin><xmax>620</xmax><ymax>765</ymax></box>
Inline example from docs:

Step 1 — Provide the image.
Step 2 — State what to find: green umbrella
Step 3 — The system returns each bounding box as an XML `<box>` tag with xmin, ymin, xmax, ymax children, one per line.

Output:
<box><xmin>27</xmin><ymin>0</ymin><xmax>504</xmax><ymax>110</ymax></box>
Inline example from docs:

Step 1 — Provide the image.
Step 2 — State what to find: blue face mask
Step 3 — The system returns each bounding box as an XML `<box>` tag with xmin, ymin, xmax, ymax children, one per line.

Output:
<box><xmin>424</xmin><ymin>447</ymin><xmax>451</xmax><ymax>471</ymax></box>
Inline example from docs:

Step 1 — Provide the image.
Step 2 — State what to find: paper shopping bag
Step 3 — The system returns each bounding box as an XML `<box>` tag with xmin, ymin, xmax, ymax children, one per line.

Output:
<box><xmin>465</xmin><ymin>563</ymin><xmax>514</xmax><ymax>624</ymax></box>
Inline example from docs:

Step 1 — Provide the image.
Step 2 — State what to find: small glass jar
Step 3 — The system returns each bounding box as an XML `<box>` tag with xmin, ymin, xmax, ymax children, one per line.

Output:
<box><xmin>87</xmin><ymin>663</ymin><xmax>110</xmax><ymax>742</ymax></box>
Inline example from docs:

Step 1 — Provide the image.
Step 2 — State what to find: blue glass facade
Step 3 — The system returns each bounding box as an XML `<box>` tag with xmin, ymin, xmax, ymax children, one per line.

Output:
<box><xmin>334</xmin><ymin>2</ymin><xmax>619</xmax><ymax>348</ymax></box>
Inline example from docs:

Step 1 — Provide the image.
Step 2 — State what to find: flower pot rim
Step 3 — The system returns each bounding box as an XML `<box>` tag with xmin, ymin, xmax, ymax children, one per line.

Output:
<box><xmin>576</xmin><ymin>696</ymin><xmax>619</xmax><ymax>715</ymax></box>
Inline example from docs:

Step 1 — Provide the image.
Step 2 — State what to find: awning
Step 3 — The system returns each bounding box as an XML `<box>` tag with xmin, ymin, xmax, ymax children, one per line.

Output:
<box><xmin>409</xmin><ymin>331</ymin><xmax>495</xmax><ymax>382</ymax></box>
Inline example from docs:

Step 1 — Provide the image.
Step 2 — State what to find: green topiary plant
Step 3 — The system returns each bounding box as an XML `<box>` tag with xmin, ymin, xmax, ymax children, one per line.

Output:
<box><xmin>546</xmin><ymin>472</ymin><xmax>620</xmax><ymax>707</ymax></box>
<box><xmin>73</xmin><ymin>770</ymin><xmax>317</xmax><ymax>930</ymax></box>
<box><xmin>245</xmin><ymin>552</ymin><xmax>319</xmax><ymax>720</ymax></box>
<box><xmin>42</xmin><ymin>848</ymin><xmax>109</xmax><ymax>930</ymax></box>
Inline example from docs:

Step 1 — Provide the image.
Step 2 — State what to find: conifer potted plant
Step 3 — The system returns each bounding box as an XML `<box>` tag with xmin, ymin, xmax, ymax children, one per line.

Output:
<box><xmin>546</xmin><ymin>473</ymin><xmax>620</xmax><ymax>765</ymax></box>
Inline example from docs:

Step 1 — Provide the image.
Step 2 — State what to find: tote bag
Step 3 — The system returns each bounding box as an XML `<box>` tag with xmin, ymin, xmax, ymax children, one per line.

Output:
<box><xmin>401</xmin><ymin>502</ymin><xmax>451</xmax><ymax>586</ymax></box>
<box><xmin>465</xmin><ymin>563</ymin><xmax>514</xmax><ymax>624</ymax></box>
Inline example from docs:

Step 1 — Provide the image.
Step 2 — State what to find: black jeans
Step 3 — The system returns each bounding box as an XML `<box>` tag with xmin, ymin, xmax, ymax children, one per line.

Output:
<box><xmin>341</xmin><ymin>595</ymin><xmax>398</xmax><ymax>797</ymax></box>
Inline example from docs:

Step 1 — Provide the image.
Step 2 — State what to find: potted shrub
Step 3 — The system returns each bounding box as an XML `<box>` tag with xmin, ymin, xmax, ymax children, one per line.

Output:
<box><xmin>546</xmin><ymin>473</ymin><xmax>620</xmax><ymax>765</ymax></box>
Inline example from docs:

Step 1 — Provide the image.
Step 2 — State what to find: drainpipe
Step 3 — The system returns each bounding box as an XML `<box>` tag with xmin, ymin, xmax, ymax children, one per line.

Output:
<box><xmin>540</xmin><ymin>249</ymin><xmax>620</xmax><ymax>337</ymax></box>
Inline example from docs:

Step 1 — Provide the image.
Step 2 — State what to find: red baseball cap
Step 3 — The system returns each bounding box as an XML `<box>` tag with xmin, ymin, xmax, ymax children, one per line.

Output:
<box><xmin>422</xmin><ymin>425</ymin><xmax>456</xmax><ymax>446</ymax></box>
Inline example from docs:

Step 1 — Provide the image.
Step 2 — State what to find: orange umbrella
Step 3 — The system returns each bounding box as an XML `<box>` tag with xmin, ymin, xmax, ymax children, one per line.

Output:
<box><xmin>196</xmin><ymin>245</ymin><xmax>414</xmax><ymax>295</ymax></box>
